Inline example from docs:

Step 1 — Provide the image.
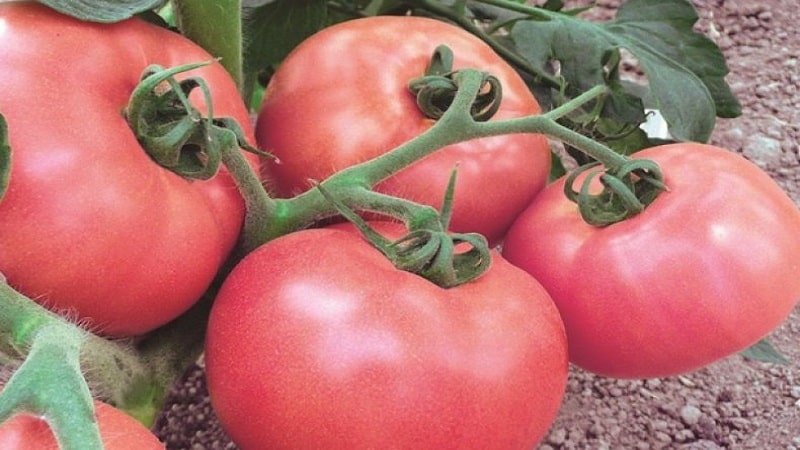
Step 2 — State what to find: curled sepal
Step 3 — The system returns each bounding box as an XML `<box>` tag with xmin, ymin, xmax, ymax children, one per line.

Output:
<box><xmin>0</xmin><ymin>114</ymin><xmax>9</xmax><ymax>203</ymax></box>
<box><xmin>213</xmin><ymin>117</ymin><xmax>274</xmax><ymax>159</ymax></box>
<box><xmin>391</xmin><ymin>230</ymin><xmax>491</xmax><ymax>288</ymax></box>
<box><xmin>315</xmin><ymin>183</ymin><xmax>492</xmax><ymax>288</ymax></box>
<box><xmin>407</xmin><ymin>45</ymin><xmax>502</xmax><ymax>122</ymax></box>
<box><xmin>565</xmin><ymin>158</ymin><xmax>668</xmax><ymax>227</ymax></box>
<box><xmin>125</xmin><ymin>62</ymin><xmax>269</xmax><ymax>180</ymax></box>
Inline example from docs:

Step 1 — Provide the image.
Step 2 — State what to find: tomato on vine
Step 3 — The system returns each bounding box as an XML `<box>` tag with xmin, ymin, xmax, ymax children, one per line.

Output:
<box><xmin>255</xmin><ymin>16</ymin><xmax>551</xmax><ymax>245</ymax></box>
<box><xmin>503</xmin><ymin>143</ymin><xmax>800</xmax><ymax>378</ymax></box>
<box><xmin>205</xmin><ymin>222</ymin><xmax>568</xmax><ymax>449</ymax></box>
<box><xmin>0</xmin><ymin>2</ymin><xmax>256</xmax><ymax>336</ymax></box>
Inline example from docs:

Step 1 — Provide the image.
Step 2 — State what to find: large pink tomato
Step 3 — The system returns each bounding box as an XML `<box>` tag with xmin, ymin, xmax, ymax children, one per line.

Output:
<box><xmin>0</xmin><ymin>3</ymin><xmax>255</xmax><ymax>336</ymax></box>
<box><xmin>255</xmin><ymin>16</ymin><xmax>550</xmax><ymax>245</ymax></box>
<box><xmin>205</xmin><ymin>222</ymin><xmax>568</xmax><ymax>449</ymax></box>
<box><xmin>503</xmin><ymin>143</ymin><xmax>800</xmax><ymax>378</ymax></box>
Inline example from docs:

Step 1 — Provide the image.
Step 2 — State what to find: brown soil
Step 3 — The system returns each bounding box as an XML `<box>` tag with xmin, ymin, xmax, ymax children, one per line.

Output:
<box><xmin>154</xmin><ymin>1</ymin><xmax>800</xmax><ymax>448</ymax></box>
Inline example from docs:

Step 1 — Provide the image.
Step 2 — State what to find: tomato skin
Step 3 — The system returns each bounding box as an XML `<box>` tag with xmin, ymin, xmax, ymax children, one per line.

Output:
<box><xmin>255</xmin><ymin>16</ymin><xmax>550</xmax><ymax>245</ymax></box>
<box><xmin>205</xmin><ymin>222</ymin><xmax>567</xmax><ymax>450</ymax></box>
<box><xmin>503</xmin><ymin>143</ymin><xmax>800</xmax><ymax>378</ymax></box>
<box><xmin>0</xmin><ymin>400</ymin><xmax>165</xmax><ymax>450</ymax></box>
<box><xmin>0</xmin><ymin>3</ymin><xmax>255</xmax><ymax>336</ymax></box>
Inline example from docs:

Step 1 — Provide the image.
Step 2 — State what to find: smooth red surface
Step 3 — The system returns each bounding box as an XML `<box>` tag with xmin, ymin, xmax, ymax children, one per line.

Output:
<box><xmin>206</xmin><ymin>222</ymin><xmax>568</xmax><ymax>449</ymax></box>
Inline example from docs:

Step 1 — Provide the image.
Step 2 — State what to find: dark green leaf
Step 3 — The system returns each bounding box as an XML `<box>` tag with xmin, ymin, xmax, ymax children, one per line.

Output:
<box><xmin>37</xmin><ymin>0</ymin><xmax>163</xmax><ymax>23</ymax></box>
<box><xmin>363</xmin><ymin>0</ymin><xmax>406</xmax><ymax>15</ymax></box>
<box><xmin>511</xmin><ymin>0</ymin><xmax>741</xmax><ymax>142</ymax></box>
<box><xmin>740</xmin><ymin>338</ymin><xmax>790</xmax><ymax>365</ymax></box>
<box><xmin>242</xmin><ymin>0</ymin><xmax>328</xmax><ymax>73</ymax></box>
<box><xmin>542</xmin><ymin>0</ymin><xmax>564</xmax><ymax>11</ymax></box>
<box><xmin>0</xmin><ymin>114</ymin><xmax>9</xmax><ymax>203</ymax></box>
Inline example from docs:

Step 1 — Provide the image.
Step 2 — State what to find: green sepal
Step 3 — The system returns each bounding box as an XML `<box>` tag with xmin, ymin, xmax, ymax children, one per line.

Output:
<box><xmin>408</xmin><ymin>46</ymin><xmax>503</xmax><ymax>122</ymax></box>
<box><xmin>564</xmin><ymin>158</ymin><xmax>667</xmax><ymax>227</ymax></box>
<box><xmin>315</xmin><ymin>171</ymin><xmax>492</xmax><ymax>288</ymax></box>
<box><xmin>125</xmin><ymin>62</ymin><xmax>272</xmax><ymax>180</ymax></box>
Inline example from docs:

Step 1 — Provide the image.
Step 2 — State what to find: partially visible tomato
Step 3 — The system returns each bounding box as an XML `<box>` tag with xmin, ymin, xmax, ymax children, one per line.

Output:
<box><xmin>0</xmin><ymin>3</ymin><xmax>255</xmax><ymax>336</ymax></box>
<box><xmin>503</xmin><ymin>143</ymin><xmax>800</xmax><ymax>378</ymax></box>
<box><xmin>205</xmin><ymin>222</ymin><xmax>567</xmax><ymax>449</ymax></box>
<box><xmin>0</xmin><ymin>400</ymin><xmax>164</xmax><ymax>450</ymax></box>
<box><xmin>255</xmin><ymin>16</ymin><xmax>550</xmax><ymax>245</ymax></box>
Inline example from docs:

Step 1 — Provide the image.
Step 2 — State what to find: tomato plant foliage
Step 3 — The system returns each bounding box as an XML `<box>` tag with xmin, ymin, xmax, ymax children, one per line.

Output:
<box><xmin>206</xmin><ymin>222</ymin><xmax>568</xmax><ymax>449</ymax></box>
<box><xmin>511</xmin><ymin>0</ymin><xmax>740</xmax><ymax>143</ymax></box>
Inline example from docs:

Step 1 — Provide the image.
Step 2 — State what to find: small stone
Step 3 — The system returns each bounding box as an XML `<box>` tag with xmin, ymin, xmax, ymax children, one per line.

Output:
<box><xmin>674</xmin><ymin>428</ymin><xmax>696</xmax><ymax>443</ymax></box>
<box><xmin>547</xmin><ymin>428</ymin><xmax>568</xmax><ymax>446</ymax></box>
<box><xmin>790</xmin><ymin>386</ymin><xmax>800</xmax><ymax>399</ymax></box>
<box><xmin>743</xmin><ymin>134</ymin><xmax>783</xmax><ymax>168</ymax></box>
<box><xmin>654</xmin><ymin>431</ymin><xmax>672</xmax><ymax>443</ymax></box>
<box><xmin>680</xmin><ymin>405</ymin><xmax>703</xmax><ymax>427</ymax></box>
<box><xmin>587</xmin><ymin>423</ymin><xmax>605</xmax><ymax>438</ymax></box>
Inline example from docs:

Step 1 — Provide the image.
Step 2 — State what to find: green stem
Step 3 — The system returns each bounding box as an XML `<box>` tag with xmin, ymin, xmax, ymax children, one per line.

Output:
<box><xmin>173</xmin><ymin>0</ymin><xmax>244</xmax><ymax>92</ymax></box>
<box><xmin>0</xmin><ymin>282</ymin><xmax>161</xmax><ymax>425</ymax></box>
<box><xmin>409</xmin><ymin>0</ymin><xmax>562</xmax><ymax>88</ymax></box>
<box><xmin>0</xmin><ymin>325</ymin><xmax>103</xmax><ymax>450</ymax></box>
<box><xmin>252</xmin><ymin>69</ymin><xmax>494</xmax><ymax>243</ymax></box>
<box><xmin>473</xmin><ymin>0</ymin><xmax>565</xmax><ymax>19</ymax></box>
<box><xmin>220</xmin><ymin>142</ymin><xmax>279</xmax><ymax>254</ymax></box>
<box><xmin>479</xmin><ymin>89</ymin><xmax>631</xmax><ymax>170</ymax></box>
<box><xmin>251</xmin><ymin>69</ymin><xmax>617</xmax><ymax>244</ymax></box>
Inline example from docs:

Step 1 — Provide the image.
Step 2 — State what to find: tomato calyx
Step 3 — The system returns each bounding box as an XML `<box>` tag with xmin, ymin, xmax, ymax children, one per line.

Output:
<box><xmin>564</xmin><ymin>157</ymin><xmax>668</xmax><ymax>226</ymax></box>
<box><xmin>0</xmin><ymin>114</ymin><xmax>9</xmax><ymax>203</ymax></box>
<box><xmin>408</xmin><ymin>45</ymin><xmax>502</xmax><ymax>122</ymax></box>
<box><xmin>125</xmin><ymin>62</ymin><xmax>270</xmax><ymax>180</ymax></box>
<box><xmin>316</xmin><ymin>168</ymin><xmax>491</xmax><ymax>288</ymax></box>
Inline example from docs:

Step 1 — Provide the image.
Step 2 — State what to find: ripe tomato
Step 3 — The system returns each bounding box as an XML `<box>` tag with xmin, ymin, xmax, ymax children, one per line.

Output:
<box><xmin>255</xmin><ymin>16</ymin><xmax>550</xmax><ymax>245</ymax></box>
<box><xmin>503</xmin><ymin>143</ymin><xmax>800</xmax><ymax>378</ymax></box>
<box><xmin>0</xmin><ymin>400</ymin><xmax>164</xmax><ymax>450</ymax></box>
<box><xmin>205</xmin><ymin>222</ymin><xmax>567</xmax><ymax>449</ymax></box>
<box><xmin>0</xmin><ymin>3</ymin><xmax>255</xmax><ymax>336</ymax></box>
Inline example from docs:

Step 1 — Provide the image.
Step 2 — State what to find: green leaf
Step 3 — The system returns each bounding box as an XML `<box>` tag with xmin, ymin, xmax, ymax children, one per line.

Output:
<box><xmin>511</xmin><ymin>0</ymin><xmax>741</xmax><ymax>142</ymax></box>
<box><xmin>242</xmin><ymin>0</ymin><xmax>328</xmax><ymax>73</ymax></box>
<box><xmin>0</xmin><ymin>114</ymin><xmax>9</xmax><ymax>204</ymax></box>
<box><xmin>37</xmin><ymin>0</ymin><xmax>163</xmax><ymax>23</ymax></box>
<box><xmin>740</xmin><ymin>338</ymin><xmax>790</xmax><ymax>365</ymax></box>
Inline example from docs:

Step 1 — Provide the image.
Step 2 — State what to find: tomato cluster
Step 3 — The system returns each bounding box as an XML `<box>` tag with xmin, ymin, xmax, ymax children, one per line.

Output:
<box><xmin>1</xmin><ymin>3</ymin><xmax>800</xmax><ymax>450</ymax></box>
